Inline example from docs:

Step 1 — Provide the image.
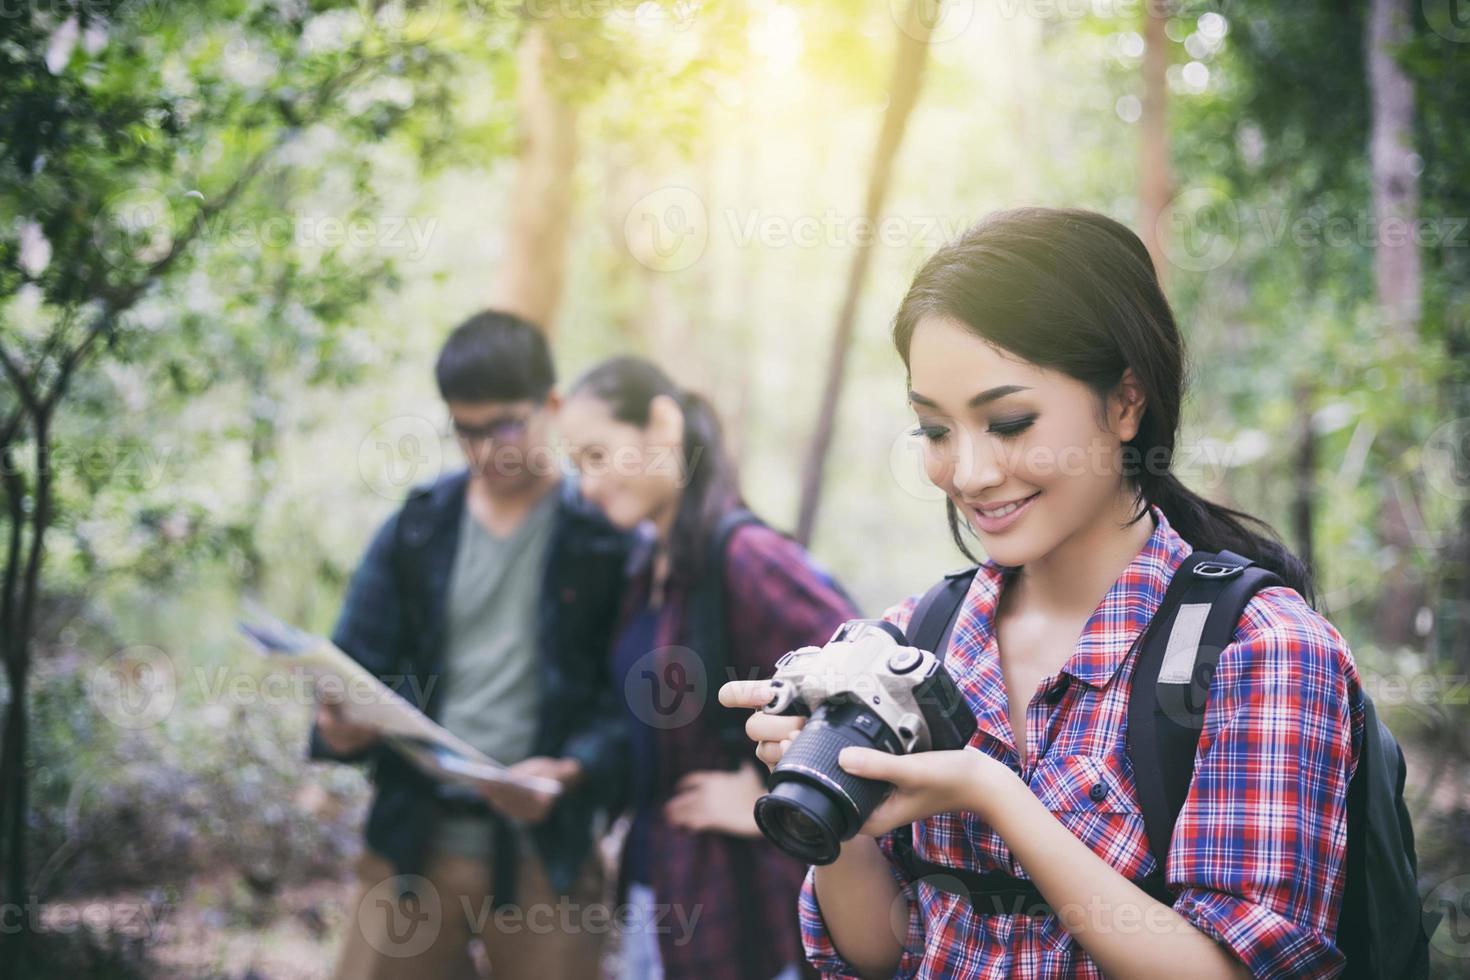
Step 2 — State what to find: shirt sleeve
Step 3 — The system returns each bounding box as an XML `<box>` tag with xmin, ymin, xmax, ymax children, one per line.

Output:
<box><xmin>1166</xmin><ymin>586</ymin><xmax>1364</xmax><ymax>978</ymax></box>
<box><xmin>310</xmin><ymin>510</ymin><xmax>404</xmax><ymax>764</ymax></box>
<box><xmin>797</xmin><ymin>592</ymin><xmax>927</xmax><ymax>978</ymax></box>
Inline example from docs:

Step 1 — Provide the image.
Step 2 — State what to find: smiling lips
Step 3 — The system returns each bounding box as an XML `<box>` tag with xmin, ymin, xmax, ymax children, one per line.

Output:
<box><xmin>970</xmin><ymin>491</ymin><xmax>1041</xmax><ymax>532</ymax></box>
<box><xmin>976</xmin><ymin>494</ymin><xmax>1037</xmax><ymax>517</ymax></box>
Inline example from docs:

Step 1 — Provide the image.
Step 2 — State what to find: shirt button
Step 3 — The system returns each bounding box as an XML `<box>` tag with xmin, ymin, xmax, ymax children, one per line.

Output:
<box><xmin>1089</xmin><ymin>781</ymin><xmax>1108</xmax><ymax>803</ymax></box>
<box><xmin>1045</xmin><ymin>677</ymin><xmax>1069</xmax><ymax>705</ymax></box>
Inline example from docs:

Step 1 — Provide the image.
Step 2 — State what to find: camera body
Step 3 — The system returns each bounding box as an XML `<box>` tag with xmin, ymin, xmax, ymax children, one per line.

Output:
<box><xmin>753</xmin><ymin>618</ymin><xmax>977</xmax><ymax>865</ymax></box>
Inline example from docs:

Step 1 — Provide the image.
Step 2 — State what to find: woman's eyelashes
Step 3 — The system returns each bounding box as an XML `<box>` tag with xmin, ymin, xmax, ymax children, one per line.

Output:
<box><xmin>910</xmin><ymin>414</ymin><xmax>1036</xmax><ymax>443</ymax></box>
<box><xmin>910</xmin><ymin>421</ymin><xmax>951</xmax><ymax>443</ymax></box>
<box><xmin>987</xmin><ymin>414</ymin><xmax>1036</xmax><ymax>438</ymax></box>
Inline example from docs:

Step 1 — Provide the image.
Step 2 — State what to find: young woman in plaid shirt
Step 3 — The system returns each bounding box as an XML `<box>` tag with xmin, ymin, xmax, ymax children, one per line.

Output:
<box><xmin>560</xmin><ymin>356</ymin><xmax>859</xmax><ymax>980</ymax></box>
<box><xmin>724</xmin><ymin>209</ymin><xmax>1364</xmax><ymax>979</ymax></box>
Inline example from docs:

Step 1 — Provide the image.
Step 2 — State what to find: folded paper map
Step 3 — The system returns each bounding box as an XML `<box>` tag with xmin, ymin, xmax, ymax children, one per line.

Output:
<box><xmin>236</xmin><ymin>607</ymin><xmax>561</xmax><ymax>798</ymax></box>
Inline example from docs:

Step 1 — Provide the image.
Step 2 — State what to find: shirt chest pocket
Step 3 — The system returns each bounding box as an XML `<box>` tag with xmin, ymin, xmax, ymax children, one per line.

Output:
<box><xmin>1026</xmin><ymin>752</ymin><xmax>1156</xmax><ymax>876</ymax></box>
<box><xmin>1028</xmin><ymin>753</ymin><xmax>1138</xmax><ymax>813</ymax></box>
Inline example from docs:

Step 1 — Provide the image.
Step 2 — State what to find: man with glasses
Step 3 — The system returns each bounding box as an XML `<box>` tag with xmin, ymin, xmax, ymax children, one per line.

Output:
<box><xmin>314</xmin><ymin>310</ymin><xmax>632</xmax><ymax>979</ymax></box>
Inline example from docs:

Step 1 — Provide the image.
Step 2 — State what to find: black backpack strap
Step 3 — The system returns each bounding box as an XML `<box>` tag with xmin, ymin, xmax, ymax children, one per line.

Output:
<box><xmin>906</xmin><ymin>566</ymin><xmax>981</xmax><ymax>661</ymax></box>
<box><xmin>686</xmin><ymin>507</ymin><xmax>765</xmax><ymax>980</ymax></box>
<box><xmin>887</xmin><ymin>833</ymin><xmax>1178</xmax><ymax>915</ymax></box>
<box><xmin>688</xmin><ymin>507</ymin><xmax>764</xmax><ymax>753</ymax></box>
<box><xmin>887</xmin><ymin>570</ymin><xmax>977</xmax><ymax>893</ymax></box>
<box><xmin>1127</xmin><ymin>550</ymin><xmax>1282</xmax><ymax>884</ymax></box>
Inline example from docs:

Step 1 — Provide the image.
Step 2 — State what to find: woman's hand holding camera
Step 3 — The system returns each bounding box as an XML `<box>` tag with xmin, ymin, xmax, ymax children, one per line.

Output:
<box><xmin>718</xmin><ymin>679</ymin><xmax>1019</xmax><ymax>837</ymax></box>
<box><xmin>720</xmin><ymin>680</ymin><xmax>805</xmax><ymax>771</ymax></box>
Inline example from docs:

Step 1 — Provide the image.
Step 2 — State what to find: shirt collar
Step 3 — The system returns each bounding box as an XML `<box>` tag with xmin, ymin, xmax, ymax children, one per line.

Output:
<box><xmin>966</xmin><ymin>501</ymin><xmax>1192</xmax><ymax>691</ymax></box>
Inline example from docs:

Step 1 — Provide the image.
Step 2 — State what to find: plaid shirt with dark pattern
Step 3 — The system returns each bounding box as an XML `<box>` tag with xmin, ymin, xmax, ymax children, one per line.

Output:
<box><xmin>618</xmin><ymin>520</ymin><xmax>859</xmax><ymax>980</ymax></box>
<box><xmin>800</xmin><ymin>503</ymin><xmax>1366</xmax><ymax>978</ymax></box>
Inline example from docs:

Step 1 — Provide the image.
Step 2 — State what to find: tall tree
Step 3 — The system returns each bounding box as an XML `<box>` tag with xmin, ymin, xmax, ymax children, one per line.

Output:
<box><xmin>1366</xmin><ymin>0</ymin><xmax>1426</xmax><ymax>649</ymax></box>
<box><xmin>1139</xmin><ymin>2</ymin><xmax>1173</xmax><ymax>283</ymax></box>
<box><xmin>489</xmin><ymin>24</ymin><xmax>578</xmax><ymax>335</ymax></box>
<box><xmin>795</xmin><ymin>0</ymin><xmax>937</xmax><ymax>546</ymax></box>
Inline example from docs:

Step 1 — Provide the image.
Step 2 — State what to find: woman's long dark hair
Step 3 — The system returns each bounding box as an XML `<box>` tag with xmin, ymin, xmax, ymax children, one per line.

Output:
<box><xmin>567</xmin><ymin>356</ymin><xmax>743</xmax><ymax>584</ymax></box>
<box><xmin>893</xmin><ymin>207</ymin><xmax>1315</xmax><ymax>603</ymax></box>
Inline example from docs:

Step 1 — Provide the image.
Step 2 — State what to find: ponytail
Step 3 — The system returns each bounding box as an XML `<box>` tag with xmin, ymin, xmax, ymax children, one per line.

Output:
<box><xmin>668</xmin><ymin>388</ymin><xmax>742</xmax><ymax>581</ymax></box>
<box><xmin>1145</xmin><ymin>474</ymin><xmax>1315</xmax><ymax>605</ymax></box>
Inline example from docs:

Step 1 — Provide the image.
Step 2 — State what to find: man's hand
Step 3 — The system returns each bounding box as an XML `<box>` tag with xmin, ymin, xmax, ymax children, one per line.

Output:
<box><xmin>477</xmin><ymin>756</ymin><xmax>582</xmax><ymax>824</ymax></box>
<box><xmin>313</xmin><ymin>699</ymin><xmax>379</xmax><ymax>757</ymax></box>
<box><xmin>664</xmin><ymin>761</ymin><xmax>766</xmax><ymax>837</ymax></box>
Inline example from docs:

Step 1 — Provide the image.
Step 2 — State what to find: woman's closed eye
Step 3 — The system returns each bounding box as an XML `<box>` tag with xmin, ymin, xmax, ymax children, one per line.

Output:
<box><xmin>910</xmin><ymin>414</ymin><xmax>1036</xmax><ymax>443</ymax></box>
<box><xmin>910</xmin><ymin>422</ymin><xmax>951</xmax><ymax>443</ymax></box>
<box><xmin>987</xmin><ymin>414</ymin><xmax>1037</xmax><ymax>438</ymax></box>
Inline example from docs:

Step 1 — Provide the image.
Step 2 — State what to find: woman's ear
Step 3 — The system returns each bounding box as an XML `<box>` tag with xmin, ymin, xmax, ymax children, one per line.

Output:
<box><xmin>1113</xmin><ymin>369</ymin><xmax>1147</xmax><ymax>442</ymax></box>
<box><xmin>647</xmin><ymin>393</ymin><xmax>685</xmax><ymax>448</ymax></box>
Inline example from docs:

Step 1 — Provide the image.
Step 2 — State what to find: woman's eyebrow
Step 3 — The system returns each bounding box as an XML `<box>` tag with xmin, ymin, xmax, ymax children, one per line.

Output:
<box><xmin>908</xmin><ymin>384</ymin><xmax>1032</xmax><ymax>409</ymax></box>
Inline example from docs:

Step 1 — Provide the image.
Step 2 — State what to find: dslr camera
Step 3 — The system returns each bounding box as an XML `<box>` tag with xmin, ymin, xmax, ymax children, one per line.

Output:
<box><xmin>753</xmin><ymin>618</ymin><xmax>977</xmax><ymax>864</ymax></box>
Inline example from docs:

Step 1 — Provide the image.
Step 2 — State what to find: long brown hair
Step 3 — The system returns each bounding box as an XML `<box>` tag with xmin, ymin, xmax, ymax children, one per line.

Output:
<box><xmin>893</xmin><ymin>207</ymin><xmax>1314</xmax><ymax>603</ymax></box>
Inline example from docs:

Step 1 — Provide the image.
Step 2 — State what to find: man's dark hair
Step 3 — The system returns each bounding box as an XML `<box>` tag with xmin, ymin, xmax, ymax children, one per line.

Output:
<box><xmin>434</xmin><ymin>310</ymin><xmax>555</xmax><ymax>403</ymax></box>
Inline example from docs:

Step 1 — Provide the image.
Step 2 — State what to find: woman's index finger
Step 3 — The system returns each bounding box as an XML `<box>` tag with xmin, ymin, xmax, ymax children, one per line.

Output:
<box><xmin>718</xmin><ymin>679</ymin><xmax>775</xmax><ymax>708</ymax></box>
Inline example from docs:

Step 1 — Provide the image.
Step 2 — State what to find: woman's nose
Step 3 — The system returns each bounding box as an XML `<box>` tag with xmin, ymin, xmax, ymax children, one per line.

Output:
<box><xmin>950</xmin><ymin>429</ymin><xmax>1006</xmax><ymax>497</ymax></box>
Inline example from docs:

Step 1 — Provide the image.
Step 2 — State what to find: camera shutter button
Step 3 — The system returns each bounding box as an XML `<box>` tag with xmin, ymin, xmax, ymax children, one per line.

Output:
<box><xmin>887</xmin><ymin>647</ymin><xmax>923</xmax><ymax>674</ymax></box>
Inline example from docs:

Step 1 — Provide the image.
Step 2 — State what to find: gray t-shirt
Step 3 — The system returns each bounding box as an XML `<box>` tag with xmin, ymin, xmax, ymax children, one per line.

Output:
<box><xmin>435</xmin><ymin>485</ymin><xmax>558</xmax><ymax>857</ymax></box>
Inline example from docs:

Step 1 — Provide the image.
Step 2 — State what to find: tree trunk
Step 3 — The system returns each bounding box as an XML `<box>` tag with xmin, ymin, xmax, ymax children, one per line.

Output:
<box><xmin>1139</xmin><ymin>2</ymin><xmax>1172</xmax><ymax>286</ymax></box>
<box><xmin>489</xmin><ymin>25</ymin><xmax>578</xmax><ymax>337</ymax></box>
<box><xmin>794</xmin><ymin>0</ymin><xmax>935</xmax><ymax>546</ymax></box>
<box><xmin>1291</xmin><ymin>382</ymin><xmax>1316</xmax><ymax>584</ymax></box>
<box><xmin>1367</xmin><ymin>0</ymin><xmax>1422</xmax><ymax>334</ymax></box>
<box><xmin>0</xmin><ymin>661</ymin><xmax>27</xmax><ymax>923</ymax></box>
<box><xmin>1367</xmin><ymin>0</ymin><xmax>1425</xmax><ymax>650</ymax></box>
<box><xmin>0</xmin><ymin>425</ymin><xmax>46</xmax><ymax>935</ymax></box>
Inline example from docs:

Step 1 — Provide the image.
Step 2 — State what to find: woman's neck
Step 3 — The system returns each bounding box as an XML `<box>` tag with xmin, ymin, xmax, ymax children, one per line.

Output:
<box><xmin>1010</xmin><ymin>488</ymin><xmax>1155</xmax><ymax>620</ymax></box>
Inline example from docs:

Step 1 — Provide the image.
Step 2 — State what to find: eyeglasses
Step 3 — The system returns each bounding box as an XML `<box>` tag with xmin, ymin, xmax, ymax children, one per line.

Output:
<box><xmin>448</xmin><ymin>411</ymin><xmax>533</xmax><ymax>443</ymax></box>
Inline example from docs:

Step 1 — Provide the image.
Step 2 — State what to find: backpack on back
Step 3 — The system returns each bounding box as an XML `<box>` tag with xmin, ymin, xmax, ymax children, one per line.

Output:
<box><xmin>894</xmin><ymin>550</ymin><xmax>1439</xmax><ymax>977</ymax></box>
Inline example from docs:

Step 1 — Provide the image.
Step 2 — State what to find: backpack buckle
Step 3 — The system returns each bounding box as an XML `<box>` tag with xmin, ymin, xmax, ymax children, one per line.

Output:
<box><xmin>1192</xmin><ymin>561</ymin><xmax>1243</xmax><ymax>579</ymax></box>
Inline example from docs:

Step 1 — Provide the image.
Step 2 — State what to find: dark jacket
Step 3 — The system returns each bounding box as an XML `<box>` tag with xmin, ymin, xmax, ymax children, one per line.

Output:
<box><xmin>310</xmin><ymin>469</ymin><xmax>632</xmax><ymax>894</ymax></box>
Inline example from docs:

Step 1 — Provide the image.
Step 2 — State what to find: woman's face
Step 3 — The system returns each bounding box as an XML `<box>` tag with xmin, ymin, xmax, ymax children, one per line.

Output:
<box><xmin>558</xmin><ymin>393</ymin><xmax>680</xmax><ymax>531</ymax></box>
<box><xmin>906</xmin><ymin>315</ymin><xmax>1144</xmax><ymax>567</ymax></box>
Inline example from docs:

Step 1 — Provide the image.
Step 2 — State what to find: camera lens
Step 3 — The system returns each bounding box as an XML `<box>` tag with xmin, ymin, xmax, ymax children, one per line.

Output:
<box><xmin>754</xmin><ymin>700</ymin><xmax>903</xmax><ymax>865</ymax></box>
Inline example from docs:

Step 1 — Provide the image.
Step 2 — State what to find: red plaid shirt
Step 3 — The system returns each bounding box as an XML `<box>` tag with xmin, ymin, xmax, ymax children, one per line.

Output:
<box><xmin>800</xmin><ymin>503</ymin><xmax>1365</xmax><ymax>978</ymax></box>
<box><xmin>619</xmin><ymin>518</ymin><xmax>859</xmax><ymax>980</ymax></box>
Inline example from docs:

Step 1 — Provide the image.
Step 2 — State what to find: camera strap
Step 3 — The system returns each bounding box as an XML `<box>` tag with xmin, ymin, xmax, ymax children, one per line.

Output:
<box><xmin>890</xmin><ymin>550</ymin><xmax>1279</xmax><ymax>921</ymax></box>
